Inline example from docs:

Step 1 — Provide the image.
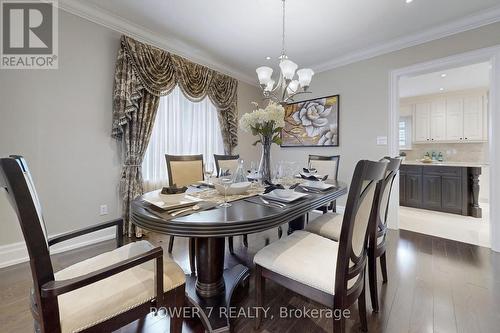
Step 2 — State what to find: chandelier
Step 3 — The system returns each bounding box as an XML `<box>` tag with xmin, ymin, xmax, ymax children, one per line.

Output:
<box><xmin>256</xmin><ymin>0</ymin><xmax>314</xmax><ymax>105</ymax></box>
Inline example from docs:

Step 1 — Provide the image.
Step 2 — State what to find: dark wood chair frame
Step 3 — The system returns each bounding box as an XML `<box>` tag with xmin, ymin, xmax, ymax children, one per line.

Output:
<box><xmin>308</xmin><ymin>154</ymin><xmax>341</xmax><ymax>214</ymax></box>
<box><xmin>367</xmin><ymin>156</ymin><xmax>402</xmax><ymax>312</ymax></box>
<box><xmin>255</xmin><ymin>160</ymin><xmax>388</xmax><ymax>333</ymax></box>
<box><xmin>0</xmin><ymin>156</ymin><xmax>185</xmax><ymax>333</ymax></box>
<box><xmin>213</xmin><ymin>153</ymin><xmax>239</xmax><ymax>177</ymax></box>
<box><xmin>165</xmin><ymin>154</ymin><xmax>204</xmax><ymax>274</ymax></box>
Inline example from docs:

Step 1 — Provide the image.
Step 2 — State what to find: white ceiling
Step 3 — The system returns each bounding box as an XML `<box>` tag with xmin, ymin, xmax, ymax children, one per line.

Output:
<box><xmin>61</xmin><ymin>0</ymin><xmax>500</xmax><ymax>84</ymax></box>
<box><xmin>399</xmin><ymin>62</ymin><xmax>491</xmax><ymax>98</ymax></box>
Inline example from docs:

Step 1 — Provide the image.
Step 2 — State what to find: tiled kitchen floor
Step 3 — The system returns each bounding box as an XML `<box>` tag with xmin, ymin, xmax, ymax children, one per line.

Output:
<box><xmin>400</xmin><ymin>203</ymin><xmax>490</xmax><ymax>247</ymax></box>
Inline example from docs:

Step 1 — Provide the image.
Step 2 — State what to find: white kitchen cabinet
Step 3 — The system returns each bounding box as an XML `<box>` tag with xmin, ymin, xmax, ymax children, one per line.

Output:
<box><xmin>411</xmin><ymin>91</ymin><xmax>487</xmax><ymax>144</ymax></box>
<box><xmin>446</xmin><ymin>97</ymin><xmax>464</xmax><ymax>141</ymax></box>
<box><xmin>463</xmin><ymin>95</ymin><xmax>484</xmax><ymax>141</ymax></box>
<box><xmin>414</xmin><ymin>103</ymin><xmax>431</xmax><ymax>142</ymax></box>
<box><xmin>430</xmin><ymin>99</ymin><xmax>446</xmax><ymax>141</ymax></box>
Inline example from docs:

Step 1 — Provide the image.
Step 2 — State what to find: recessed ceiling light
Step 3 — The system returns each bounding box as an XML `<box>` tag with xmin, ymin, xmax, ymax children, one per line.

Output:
<box><xmin>405</xmin><ymin>0</ymin><xmax>413</xmax><ymax>3</ymax></box>
<box><xmin>265</xmin><ymin>56</ymin><xmax>271</xmax><ymax>60</ymax></box>
<box><xmin>439</xmin><ymin>88</ymin><xmax>445</xmax><ymax>91</ymax></box>
<box><xmin>440</xmin><ymin>73</ymin><xmax>447</xmax><ymax>78</ymax></box>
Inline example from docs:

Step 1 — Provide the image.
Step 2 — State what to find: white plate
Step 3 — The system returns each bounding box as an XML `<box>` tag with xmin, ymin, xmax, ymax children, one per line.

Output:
<box><xmin>261</xmin><ymin>190</ymin><xmax>308</xmax><ymax>203</ymax></box>
<box><xmin>142</xmin><ymin>190</ymin><xmax>202</xmax><ymax>210</ymax></box>
<box><xmin>301</xmin><ymin>181</ymin><xmax>335</xmax><ymax>191</ymax></box>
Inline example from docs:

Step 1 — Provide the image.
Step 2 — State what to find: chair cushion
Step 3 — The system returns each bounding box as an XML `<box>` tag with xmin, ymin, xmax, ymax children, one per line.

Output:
<box><xmin>305</xmin><ymin>213</ymin><xmax>343</xmax><ymax>241</ymax></box>
<box><xmin>254</xmin><ymin>231</ymin><xmax>338</xmax><ymax>295</ymax></box>
<box><xmin>54</xmin><ymin>240</ymin><xmax>185</xmax><ymax>333</ymax></box>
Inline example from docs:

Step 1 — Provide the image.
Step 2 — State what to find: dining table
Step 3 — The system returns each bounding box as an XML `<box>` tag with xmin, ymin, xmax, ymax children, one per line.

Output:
<box><xmin>131</xmin><ymin>180</ymin><xmax>348</xmax><ymax>333</ymax></box>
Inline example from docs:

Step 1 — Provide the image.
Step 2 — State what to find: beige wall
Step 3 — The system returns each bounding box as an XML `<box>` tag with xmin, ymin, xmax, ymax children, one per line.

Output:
<box><xmin>0</xmin><ymin>10</ymin><xmax>260</xmax><ymax>248</ymax></box>
<box><xmin>238</xmin><ymin>22</ymin><xmax>500</xmax><ymax>207</ymax></box>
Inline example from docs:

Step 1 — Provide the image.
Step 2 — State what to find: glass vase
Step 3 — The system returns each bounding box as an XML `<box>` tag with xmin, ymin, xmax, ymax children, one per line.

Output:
<box><xmin>258</xmin><ymin>135</ymin><xmax>272</xmax><ymax>183</ymax></box>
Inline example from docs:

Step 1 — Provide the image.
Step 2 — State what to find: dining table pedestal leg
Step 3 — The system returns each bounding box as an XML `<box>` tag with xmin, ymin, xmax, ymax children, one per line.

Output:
<box><xmin>287</xmin><ymin>215</ymin><xmax>306</xmax><ymax>235</ymax></box>
<box><xmin>185</xmin><ymin>237</ymin><xmax>250</xmax><ymax>333</ymax></box>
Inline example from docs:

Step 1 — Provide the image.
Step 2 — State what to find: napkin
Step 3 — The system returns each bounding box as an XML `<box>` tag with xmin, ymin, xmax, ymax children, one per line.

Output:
<box><xmin>300</xmin><ymin>174</ymin><xmax>329</xmax><ymax>181</ymax></box>
<box><xmin>263</xmin><ymin>180</ymin><xmax>285</xmax><ymax>194</ymax></box>
<box><xmin>161</xmin><ymin>185</ymin><xmax>188</xmax><ymax>194</ymax></box>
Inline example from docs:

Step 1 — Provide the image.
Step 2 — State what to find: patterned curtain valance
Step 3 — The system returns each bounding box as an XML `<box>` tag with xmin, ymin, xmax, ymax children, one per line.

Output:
<box><xmin>112</xmin><ymin>35</ymin><xmax>238</xmax><ymax>151</ymax></box>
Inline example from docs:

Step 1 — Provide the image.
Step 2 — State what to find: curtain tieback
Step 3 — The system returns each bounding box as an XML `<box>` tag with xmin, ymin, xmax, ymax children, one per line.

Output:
<box><xmin>123</xmin><ymin>164</ymin><xmax>141</xmax><ymax>167</ymax></box>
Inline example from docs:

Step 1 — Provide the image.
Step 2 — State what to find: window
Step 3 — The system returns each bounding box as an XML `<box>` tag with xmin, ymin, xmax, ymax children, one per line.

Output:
<box><xmin>142</xmin><ymin>86</ymin><xmax>225</xmax><ymax>191</ymax></box>
<box><xmin>399</xmin><ymin>116</ymin><xmax>412</xmax><ymax>150</ymax></box>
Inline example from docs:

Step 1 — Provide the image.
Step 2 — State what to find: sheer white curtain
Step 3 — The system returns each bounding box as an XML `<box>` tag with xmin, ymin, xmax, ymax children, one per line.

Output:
<box><xmin>142</xmin><ymin>85</ymin><xmax>225</xmax><ymax>191</ymax></box>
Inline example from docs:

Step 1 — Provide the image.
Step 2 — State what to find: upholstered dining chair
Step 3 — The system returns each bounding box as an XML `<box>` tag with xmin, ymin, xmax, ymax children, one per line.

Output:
<box><xmin>305</xmin><ymin>156</ymin><xmax>402</xmax><ymax>312</ymax></box>
<box><xmin>165</xmin><ymin>154</ymin><xmax>203</xmax><ymax>274</ymax></box>
<box><xmin>309</xmin><ymin>155</ymin><xmax>340</xmax><ymax>213</ymax></box>
<box><xmin>214</xmin><ymin>154</ymin><xmax>240</xmax><ymax>177</ymax></box>
<box><xmin>254</xmin><ymin>159</ymin><xmax>388</xmax><ymax>332</ymax></box>
<box><xmin>213</xmin><ymin>154</ymin><xmax>250</xmax><ymax>253</ymax></box>
<box><xmin>0</xmin><ymin>156</ymin><xmax>186</xmax><ymax>333</ymax></box>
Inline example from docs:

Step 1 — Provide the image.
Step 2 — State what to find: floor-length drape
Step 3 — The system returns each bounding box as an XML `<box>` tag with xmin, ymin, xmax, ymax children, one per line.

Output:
<box><xmin>112</xmin><ymin>35</ymin><xmax>238</xmax><ymax>236</ymax></box>
<box><xmin>142</xmin><ymin>86</ymin><xmax>224</xmax><ymax>192</ymax></box>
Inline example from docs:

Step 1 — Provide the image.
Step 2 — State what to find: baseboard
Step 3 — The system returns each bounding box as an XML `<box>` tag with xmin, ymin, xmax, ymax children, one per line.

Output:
<box><xmin>0</xmin><ymin>229</ymin><xmax>116</xmax><ymax>269</ymax></box>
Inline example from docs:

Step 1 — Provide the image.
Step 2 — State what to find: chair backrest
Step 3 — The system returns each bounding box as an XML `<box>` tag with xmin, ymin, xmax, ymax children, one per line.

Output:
<box><xmin>371</xmin><ymin>156</ymin><xmax>402</xmax><ymax>250</ymax></box>
<box><xmin>214</xmin><ymin>154</ymin><xmax>239</xmax><ymax>177</ymax></box>
<box><xmin>165</xmin><ymin>154</ymin><xmax>204</xmax><ymax>187</ymax></box>
<box><xmin>0</xmin><ymin>156</ymin><xmax>55</xmax><ymax>311</ymax></box>
<box><xmin>334</xmin><ymin>159</ymin><xmax>387</xmax><ymax>304</ymax></box>
<box><xmin>308</xmin><ymin>155</ymin><xmax>340</xmax><ymax>180</ymax></box>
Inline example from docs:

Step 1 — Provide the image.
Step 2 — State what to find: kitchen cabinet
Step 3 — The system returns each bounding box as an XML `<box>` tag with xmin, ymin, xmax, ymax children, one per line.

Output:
<box><xmin>410</xmin><ymin>91</ymin><xmax>487</xmax><ymax>143</ymax></box>
<box><xmin>463</xmin><ymin>95</ymin><xmax>484</xmax><ymax>141</ymax></box>
<box><xmin>399</xmin><ymin>164</ymin><xmax>482</xmax><ymax>217</ymax></box>
<box><xmin>445</xmin><ymin>97</ymin><xmax>464</xmax><ymax>141</ymax></box>
<box><xmin>414</xmin><ymin>103</ymin><xmax>431</xmax><ymax>142</ymax></box>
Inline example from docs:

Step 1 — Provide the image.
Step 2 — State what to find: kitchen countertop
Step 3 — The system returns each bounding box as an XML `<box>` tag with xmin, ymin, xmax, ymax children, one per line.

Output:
<box><xmin>402</xmin><ymin>160</ymin><xmax>488</xmax><ymax>168</ymax></box>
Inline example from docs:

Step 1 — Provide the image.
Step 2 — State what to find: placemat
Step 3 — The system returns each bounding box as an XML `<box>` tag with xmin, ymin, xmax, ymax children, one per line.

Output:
<box><xmin>142</xmin><ymin>201</ymin><xmax>218</xmax><ymax>221</ymax></box>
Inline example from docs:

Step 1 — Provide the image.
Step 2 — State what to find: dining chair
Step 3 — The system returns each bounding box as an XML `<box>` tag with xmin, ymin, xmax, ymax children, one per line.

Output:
<box><xmin>214</xmin><ymin>154</ymin><xmax>240</xmax><ymax>177</ymax></box>
<box><xmin>309</xmin><ymin>155</ymin><xmax>340</xmax><ymax>213</ymax></box>
<box><xmin>254</xmin><ymin>159</ymin><xmax>388</xmax><ymax>332</ymax></box>
<box><xmin>165</xmin><ymin>154</ymin><xmax>203</xmax><ymax>274</ymax></box>
<box><xmin>213</xmin><ymin>154</ymin><xmax>250</xmax><ymax>253</ymax></box>
<box><xmin>0</xmin><ymin>156</ymin><xmax>186</xmax><ymax>333</ymax></box>
<box><xmin>305</xmin><ymin>156</ymin><xmax>402</xmax><ymax>312</ymax></box>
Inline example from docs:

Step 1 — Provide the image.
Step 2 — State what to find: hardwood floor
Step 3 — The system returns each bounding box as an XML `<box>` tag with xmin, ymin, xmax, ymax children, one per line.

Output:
<box><xmin>1</xmin><ymin>227</ymin><xmax>500</xmax><ymax>333</ymax></box>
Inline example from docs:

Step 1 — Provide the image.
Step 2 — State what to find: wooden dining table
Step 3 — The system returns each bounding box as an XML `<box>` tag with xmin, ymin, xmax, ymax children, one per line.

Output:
<box><xmin>131</xmin><ymin>180</ymin><xmax>347</xmax><ymax>333</ymax></box>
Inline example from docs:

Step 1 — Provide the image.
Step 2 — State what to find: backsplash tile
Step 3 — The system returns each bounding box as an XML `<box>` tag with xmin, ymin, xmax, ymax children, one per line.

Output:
<box><xmin>402</xmin><ymin>143</ymin><xmax>489</xmax><ymax>164</ymax></box>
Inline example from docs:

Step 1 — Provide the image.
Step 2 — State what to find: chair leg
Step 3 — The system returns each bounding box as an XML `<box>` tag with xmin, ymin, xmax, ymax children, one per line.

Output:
<box><xmin>380</xmin><ymin>251</ymin><xmax>388</xmax><ymax>283</ymax></box>
<box><xmin>277</xmin><ymin>226</ymin><xmax>283</xmax><ymax>239</ymax></box>
<box><xmin>168</xmin><ymin>236</ymin><xmax>175</xmax><ymax>253</ymax></box>
<box><xmin>228</xmin><ymin>237</ymin><xmax>234</xmax><ymax>254</ymax></box>
<box><xmin>189</xmin><ymin>238</ymin><xmax>196</xmax><ymax>274</ymax></box>
<box><xmin>332</xmin><ymin>200</ymin><xmax>337</xmax><ymax>213</ymax></box>
<box><xmin>333</xmin><ymin>315</ymin><xmax>345</xmax><ymax>333</ymax></box>
<box><xmin>358</xmin><ymin>282</ymin><xmax>368</xmax><ymax>332</ymax></box>
<box><xmin>243</xmin><ymin>234</ymin><xmax>248</xmax><ymax>248</ymax></box>
<box><xmin>254</xmin><ymin>265</ymin><xmax>265</xmax><ymax>330</ymax></box>
<box><xmin>368</xmin><ymin>250</ymin><xmax>379</xmax><ymax>312</ymax></box>
<box><xmin>170</xmin><ymin>285</ymin><xmax>185</xmax><ymax>333</ymax></box>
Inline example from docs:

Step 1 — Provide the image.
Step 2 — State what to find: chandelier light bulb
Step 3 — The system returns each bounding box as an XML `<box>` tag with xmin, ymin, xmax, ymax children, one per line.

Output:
<box><xmin>287</xmin><ymin>80</ymin><xmax>299</xmax><ymax>94</ymax></box>
<box><xmin>265</xmin><ymin>79</ymin><xmax>275</xmax><ymax>92</ymax></box>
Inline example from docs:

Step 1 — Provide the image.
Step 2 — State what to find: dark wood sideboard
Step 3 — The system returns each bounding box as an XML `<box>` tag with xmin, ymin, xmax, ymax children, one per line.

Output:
<box><xmin>399</xmin><ymin>164</ymin><xmax>482</xmax><ymax>218</ymax></box>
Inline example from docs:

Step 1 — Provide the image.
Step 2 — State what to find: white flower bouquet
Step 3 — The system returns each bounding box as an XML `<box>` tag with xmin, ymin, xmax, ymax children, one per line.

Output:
<box><xmin>239</xmin><ymin>101</ymin><xmax>285</xmax><ymax>146</ymax></box>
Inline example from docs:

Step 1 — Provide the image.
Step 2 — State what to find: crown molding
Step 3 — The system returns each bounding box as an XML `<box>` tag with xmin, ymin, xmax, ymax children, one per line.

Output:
<box><xmin>56</xmin><ymin>0</ymin><xmax>258</xmax><ymax>86</ymax></box>
<box><xmin>313</xmin><ymin>5</ymin><xmax>500</xmax><ymax>73</ymax></box>
<box><xmin>57</xmin><ymin>0</ymin><xmax>500</xmax><ymax>82</ymax></box>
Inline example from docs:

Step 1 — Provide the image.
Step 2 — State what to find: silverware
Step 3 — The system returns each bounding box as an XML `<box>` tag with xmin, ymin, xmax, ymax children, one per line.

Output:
<box><xmin>299</xmin><ymin>186</ymin><xmax>322</xmax><ymax>194</ymax></box>
<box><xmin>170</xmin><ymin>204</ymin><xmax>201</xmax><ymax>216</ymax></box>
<box><xmin>289</xmin><ymin>183</ymin><xmax>300</xmax><ymax>190</ymax></box>
<box><xmin>260</xmin><ymin>197</ymin><xmax>287</xmax><ymax>208</ymax></box>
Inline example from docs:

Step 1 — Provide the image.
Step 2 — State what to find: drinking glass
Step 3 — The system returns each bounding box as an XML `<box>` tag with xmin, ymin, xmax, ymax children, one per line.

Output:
<box><xmin>219</xmin><ymin>176</ymin><xmax>233</xmax><ymax>208</ymax></box>
<box><xmin>204</xmin><ymin>164</ymin><xmax>214</xmax><ymax>184</ymax></box>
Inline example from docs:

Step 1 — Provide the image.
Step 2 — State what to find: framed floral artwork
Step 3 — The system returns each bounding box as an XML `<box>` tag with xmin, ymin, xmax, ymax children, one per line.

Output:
<box><xmin>281</xmin><ymin>94</ymin><xmax>339</xmax><ymax>147</ymax></box>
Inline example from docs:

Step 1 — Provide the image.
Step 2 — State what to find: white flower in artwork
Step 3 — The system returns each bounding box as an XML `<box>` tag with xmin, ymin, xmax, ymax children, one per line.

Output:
<box><xmin>318</xmin><ymin>124</ymin><xmax>338</xmax><ymax>146</ymax></box>
<box><xmin>292</xmin><ymin>99</ymin><xmax>332</xmax><ymax>137</ymax></box>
